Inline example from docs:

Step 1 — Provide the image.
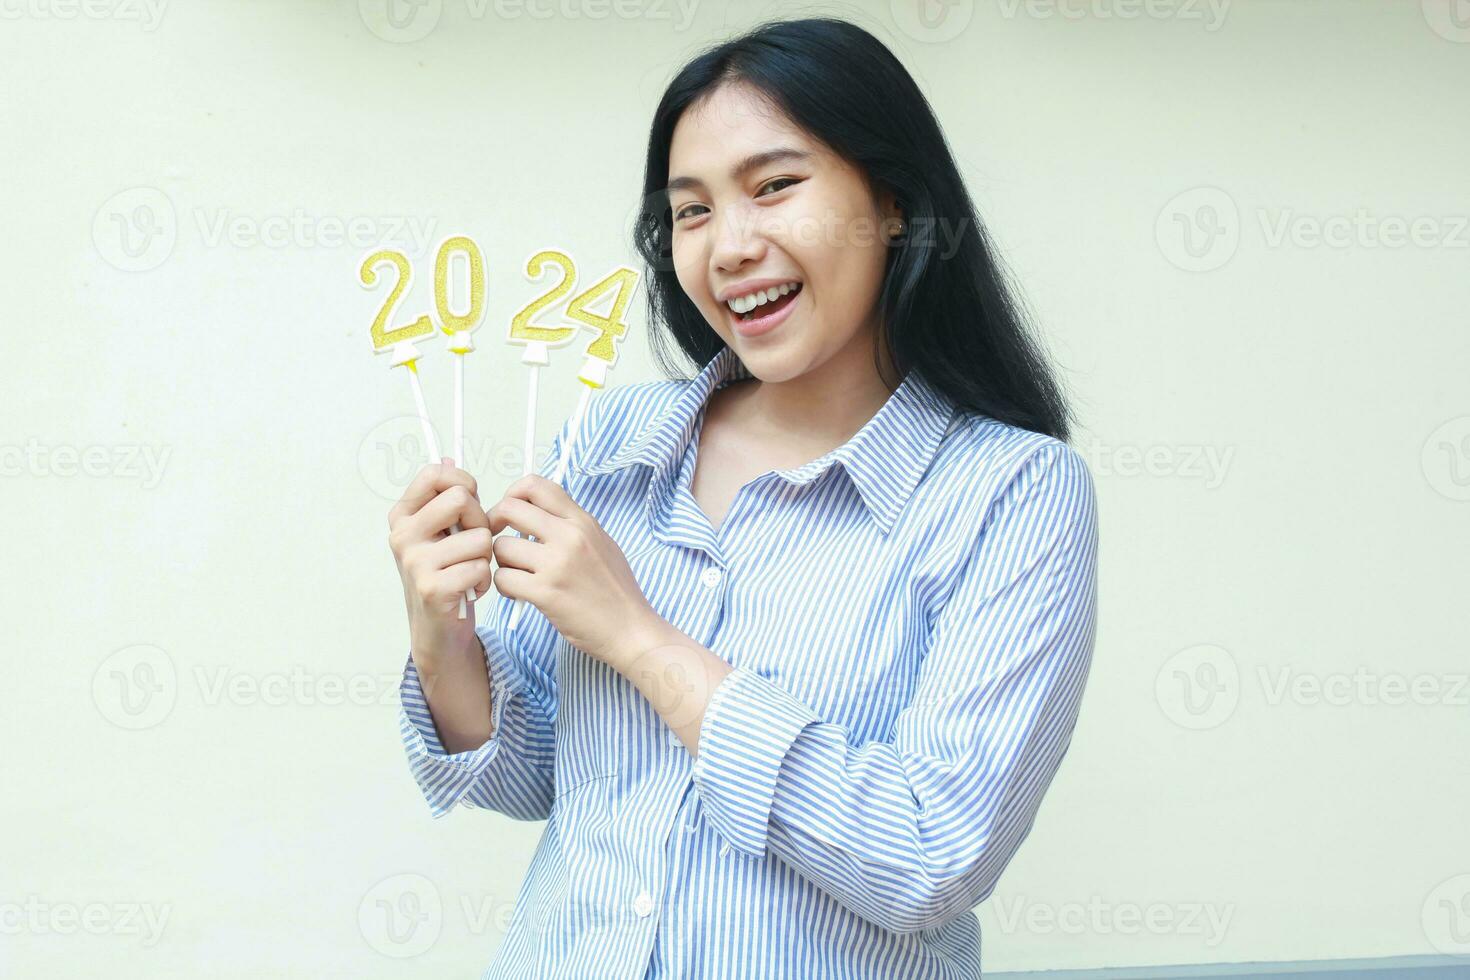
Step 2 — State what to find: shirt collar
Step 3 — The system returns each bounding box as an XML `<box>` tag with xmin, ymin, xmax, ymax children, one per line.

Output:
<box><xmin>578</xmin><ymin>346</ymin><xmax>957</xmax><ymax>536</ymax></box>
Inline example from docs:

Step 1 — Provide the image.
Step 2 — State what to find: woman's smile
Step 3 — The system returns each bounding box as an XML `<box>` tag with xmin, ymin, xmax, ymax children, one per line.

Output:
<box><xmin>728</xmin><ymin>282</ymin><xmax>803</xmax><ymax>338</ymax></box>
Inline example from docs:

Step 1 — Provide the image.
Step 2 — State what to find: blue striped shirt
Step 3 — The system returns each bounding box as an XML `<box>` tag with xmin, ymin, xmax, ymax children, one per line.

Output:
<box><xmin>398</xmin><ymin>345</ymin><xmax>1099</xmax><ymax>979</ymax></box>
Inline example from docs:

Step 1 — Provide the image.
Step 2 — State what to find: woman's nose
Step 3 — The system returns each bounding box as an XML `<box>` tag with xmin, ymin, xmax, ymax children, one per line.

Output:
<box><xmin>711</xmin><ymin>203</ymin><xmax>767</xmax><ymax>271</ymax></box>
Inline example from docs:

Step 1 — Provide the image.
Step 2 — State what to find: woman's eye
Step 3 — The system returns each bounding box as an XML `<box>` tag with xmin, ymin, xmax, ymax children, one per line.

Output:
<box><xmin>673</xmin><ymin>179</ymin><xmax>799</xmax><ymax>222</ymax></box>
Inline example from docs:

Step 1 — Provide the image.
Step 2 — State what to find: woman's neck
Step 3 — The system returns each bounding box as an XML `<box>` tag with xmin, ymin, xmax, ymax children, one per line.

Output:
<box><xmin>734</xmin><ymin>333</ymin><xmax>898</xmax><ymax>457</ymax></box>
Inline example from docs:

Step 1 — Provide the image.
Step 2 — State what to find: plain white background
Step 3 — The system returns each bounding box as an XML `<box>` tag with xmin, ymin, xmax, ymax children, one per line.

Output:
<box><xmin>2</xmin><ymin>0</ymin><xmax>1467</xmax><ymax>976</ymax></box>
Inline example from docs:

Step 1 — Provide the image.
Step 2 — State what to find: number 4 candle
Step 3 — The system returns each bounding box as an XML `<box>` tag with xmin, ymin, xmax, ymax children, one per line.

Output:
<box><xmin>505</xmin><ymin>257</ymin><xmax>640</xmax><ymax>631</ymax></box>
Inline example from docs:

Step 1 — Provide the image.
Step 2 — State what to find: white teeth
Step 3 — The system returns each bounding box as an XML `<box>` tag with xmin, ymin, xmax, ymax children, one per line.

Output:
<box><xmin>725</xmin><ymin>281</ymin><xmax>801</xmax><ymax>315</ymax></box>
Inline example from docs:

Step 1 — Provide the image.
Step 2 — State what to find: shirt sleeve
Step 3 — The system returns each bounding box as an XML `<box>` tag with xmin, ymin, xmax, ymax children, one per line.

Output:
<box><xmin>690</xmin><ymin>442</ymin><xmax>1100</xmax><ymax>934</ymax></box>
<box><xmin>397</xmin><ymin>408</ymin><xmax>599</xmax><ymax>820</ymax></box>
<box><xmin>398</xmin><ymin>603</ymin><xmax>559</xmax><ymax>820</ymax></box>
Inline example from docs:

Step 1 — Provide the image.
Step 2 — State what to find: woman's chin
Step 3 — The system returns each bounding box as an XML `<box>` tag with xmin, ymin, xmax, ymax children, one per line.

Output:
<box><xmin>731</xmin><ymin>344</ymin><xmax>811</xmax><ymax>384</ymax></box>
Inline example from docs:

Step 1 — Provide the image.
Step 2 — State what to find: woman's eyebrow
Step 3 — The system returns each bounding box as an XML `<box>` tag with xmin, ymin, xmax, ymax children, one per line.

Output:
<box><xmin>665</xmin><ymin>147</ymin><xmax>810</xmax><ymax>194</ymax></box>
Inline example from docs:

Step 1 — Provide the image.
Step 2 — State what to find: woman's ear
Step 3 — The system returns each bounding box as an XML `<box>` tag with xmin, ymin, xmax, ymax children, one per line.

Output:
<box><xmin>879</xmin><ymin>190</ymin><xmax>905</xmax><ymax>243</ymax></box>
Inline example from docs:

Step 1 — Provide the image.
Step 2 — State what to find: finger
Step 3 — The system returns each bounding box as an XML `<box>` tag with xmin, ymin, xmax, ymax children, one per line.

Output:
<box><xmin>390</xmin><ymin>458</ymin><xmax>478</xmax><ymax>526</ymax></box>
<box><xmin>431</xmin><ymin>526</ymin><xmax>494</xmax><ymax>570</ymax></box>
<box><xmin>491</xmin><ymin>532</ymin><xmax>546</xmax><ymax>572</ymax></box>
<box><xmin>442</xmin><ymin>558</ymin><xmax>492</xmax><ymax>599</ymax></box>
<box><xmin>503</xmin><ymin>473</ymin><xmax>580</xmax><ymax>520</ymax></box>
<box><xmin>492</xmin><ymin>565</ymin><xmax>537</xmax><ymax>604</ymax></box>
<box><xmin>410</xmin><ymin>484</ymin><xmax>490</xmax><ymax>539</ymax></box>
<box><xmin>487</xmin><ymin>496</ymin><xmax>561</xmax><ymax>541</ymax></box>
<box><xmin>394</xmin><ymin>457</ymin><xmax>478</xmax><ymax>521</ymax></box>
<box><xmin>414</xmin><ymin>556</ymin><xmax>490</xmax><ymax>612</ymax></box>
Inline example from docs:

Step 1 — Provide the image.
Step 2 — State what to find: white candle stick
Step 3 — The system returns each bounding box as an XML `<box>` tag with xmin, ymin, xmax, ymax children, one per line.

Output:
<box><xmin>502</xmin><ymin>249</ymin><xmax>584</xmax><ymax>631</ymax></box>
<box><xmin>552</xmin><ymin>385</ymin><xmax>592</xmax><ymax>485</ymax></box>
<box><xmin>502</xmin><ymin>254</ymin><xmax>641</xmax><ymax>634</ymax></box>
<box><xmin>507</xmin><ymin>384</ymin><xmax>591</xmax><ymax>630</ymax></box>
<box><xmin>361</xmin><ymin>247</ymin><xmax>473</xmax><ymax>621</ymax></box>
<box><xmin>431</xmin><ymin>235</ymin><xmax>487</xmax><ymax>623</ymax></box>
<box><xmin>504</xmin><ymin>366</ymin><xmax>542</xmax><ymax>629</ymax></box>
<box><xmin>406</xmin><ymin>362</ymin><xmax>473</xmax><ymax>620</ymax></box>
<box><xmin>453</xmin><ymin>351</ymin><xmax>465</xmax><ymax>472</ymax></box>
<box><xmin>522</xmin><ymin>365</ymin><xmax>539</xmax><ymax>482</ymax></box>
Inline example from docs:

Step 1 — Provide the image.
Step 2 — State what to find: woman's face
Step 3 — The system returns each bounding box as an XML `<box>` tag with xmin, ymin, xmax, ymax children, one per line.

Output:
<box><xmin>666</xmin><ymin>82</ymin><xmax>901</xmax><ymax>383</ymax></box>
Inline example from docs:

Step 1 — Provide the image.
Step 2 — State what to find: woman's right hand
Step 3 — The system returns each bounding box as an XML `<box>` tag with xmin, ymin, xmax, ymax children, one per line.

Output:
<box><xmin>388</xmin><ymin>458</ymin><xmax>495</xmax><ymax>666</ymax></box>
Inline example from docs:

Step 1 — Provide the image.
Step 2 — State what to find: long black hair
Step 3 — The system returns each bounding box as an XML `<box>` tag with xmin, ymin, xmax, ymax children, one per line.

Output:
<box><xmin>632</xmin><ymin>16</ymin><xmax>1076</xmax><ymax>442</ymax></box>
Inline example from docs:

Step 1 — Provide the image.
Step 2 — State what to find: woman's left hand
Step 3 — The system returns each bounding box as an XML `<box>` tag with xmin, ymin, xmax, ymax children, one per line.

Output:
<box><xmin>488</xmin><ymin>474</ymin><xmax>662</xmax><ymax>669</ymax></box>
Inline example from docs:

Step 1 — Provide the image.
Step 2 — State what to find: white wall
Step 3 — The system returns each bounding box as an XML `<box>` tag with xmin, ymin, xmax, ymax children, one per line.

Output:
<box><xmin>2</xmin><ymin>0</ymin><xmax>1467</xmax><ymax>976</ymax></box>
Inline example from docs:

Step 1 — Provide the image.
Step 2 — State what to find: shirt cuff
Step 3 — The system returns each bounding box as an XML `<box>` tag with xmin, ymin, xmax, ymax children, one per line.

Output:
<box><xmin>691</xmin><ymin>667</ymin><xmax>820</xmax><ymax>860</ymax></box>
<box><xmin>397</xmin><ymin>629</ymin><xmax>526</xmax><ymax>817</ymax></box>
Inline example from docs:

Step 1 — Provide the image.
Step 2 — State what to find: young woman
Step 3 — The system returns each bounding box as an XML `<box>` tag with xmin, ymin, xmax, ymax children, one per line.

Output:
<box><xmin>389</xmin><ymin>17</ymin><xmax>1098</xmax><ymax>979</ymax></box>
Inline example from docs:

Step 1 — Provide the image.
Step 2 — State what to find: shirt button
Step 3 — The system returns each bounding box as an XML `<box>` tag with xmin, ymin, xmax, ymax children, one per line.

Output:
<box><xmin>633</xmin><ymin>891</ymin><xmax>655</xmax><ymax>917</ymax></box>
<box><xmin>699</xmin><ymin>567</ymin><xmax>723</xmax><ymax>588</ymax></box>
<box><xmin>720</xmin><ymin>843</ymin><xmax>732</xmax><ymax>858</ymax></box>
